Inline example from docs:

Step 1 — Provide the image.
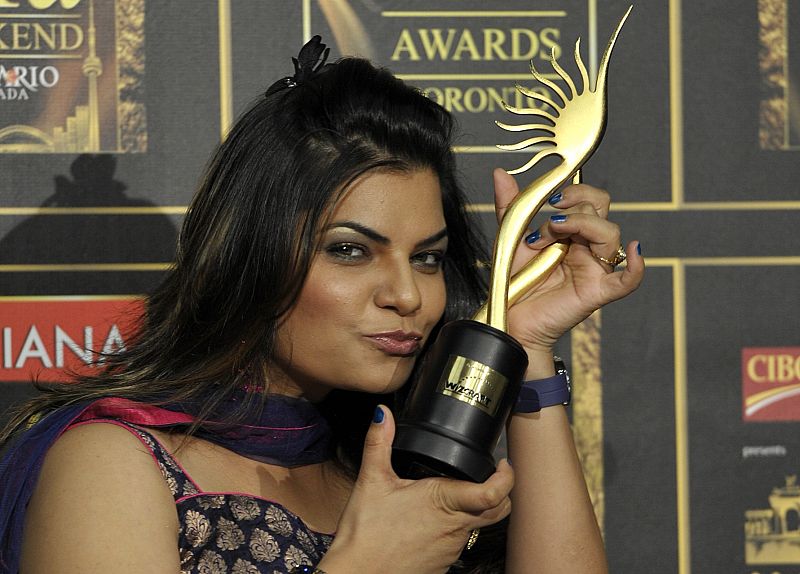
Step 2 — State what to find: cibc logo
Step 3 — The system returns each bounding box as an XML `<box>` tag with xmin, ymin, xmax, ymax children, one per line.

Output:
<box><xmin>0</xmin><ymin>298</ymin><xmax>143</xmax><ymax>383</ymax></box>
<box><xmin>742</xmin><ymin>347</ymin><xmax>800</xmax><ymax>422</ymax></box>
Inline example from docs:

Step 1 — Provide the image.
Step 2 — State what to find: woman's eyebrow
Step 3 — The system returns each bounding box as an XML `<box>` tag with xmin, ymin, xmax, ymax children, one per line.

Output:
<box><xmin>328</xmin><ymin>221</ymin><xmax>389</xmax><ymax>244</ymax></box>
<box><xmin>326</xmin><ymin>222</ymin><xmax>448</xmax><ymax>249</ymax></box>
<box><xmin>415</xmin><ymin>228</ymin><xmax>448</xmax><ymax>249</ymax></box>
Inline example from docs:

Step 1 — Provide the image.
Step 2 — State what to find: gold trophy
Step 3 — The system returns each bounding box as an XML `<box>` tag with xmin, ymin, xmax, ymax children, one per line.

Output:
<box><xmin>393</xmin><ymin>8</ymin><xmax>632</xmax><ymax>482</ymax></box>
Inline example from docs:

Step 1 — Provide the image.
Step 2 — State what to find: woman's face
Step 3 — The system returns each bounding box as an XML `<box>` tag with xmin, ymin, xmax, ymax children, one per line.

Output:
<box><xmin>272</xmin><ymin>168</ymin><xmax>448</xmax><ymax>400</ymax></box>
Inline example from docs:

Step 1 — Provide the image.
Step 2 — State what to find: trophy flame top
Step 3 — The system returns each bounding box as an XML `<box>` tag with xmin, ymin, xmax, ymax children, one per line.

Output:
<box><xmin>480</xmin><ymin>6</ymin><xmax>632</xmax><ymax>332</ymax></box>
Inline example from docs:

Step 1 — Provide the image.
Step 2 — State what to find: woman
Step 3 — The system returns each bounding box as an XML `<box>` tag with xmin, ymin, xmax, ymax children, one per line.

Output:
<box><xmin>0</xmin><ymin>37</ymin><xmax>643</xmax><ymax>573</ymax></box>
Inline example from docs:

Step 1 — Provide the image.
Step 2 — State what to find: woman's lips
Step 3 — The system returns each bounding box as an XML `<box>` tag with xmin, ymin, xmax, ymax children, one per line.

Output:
<box><xmin>365</xmin><ymin>331</ymin><xmax>423</xmax><ymax>356</ymax></box>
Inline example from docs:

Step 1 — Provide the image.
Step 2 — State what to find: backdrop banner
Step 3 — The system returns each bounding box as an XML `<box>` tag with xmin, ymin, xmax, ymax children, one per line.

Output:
<box><xmin>1</xmin><ymin>2</ymin><xmax>798</xmax><ymax>573</ymax></box>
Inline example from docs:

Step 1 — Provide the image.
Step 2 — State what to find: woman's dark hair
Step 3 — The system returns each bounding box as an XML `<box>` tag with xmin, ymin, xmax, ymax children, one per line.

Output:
<box><xmin>1</xmin><ymin>56</ymin><xmax>501</xmax><ymax>572</ymax></box>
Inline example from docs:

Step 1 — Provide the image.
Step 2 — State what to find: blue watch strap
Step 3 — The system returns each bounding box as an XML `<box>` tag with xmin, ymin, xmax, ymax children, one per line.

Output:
<box><xmin>514</xmin><ymin>369</ymin><xmax>571</xmax><ymax>413</ymax></box>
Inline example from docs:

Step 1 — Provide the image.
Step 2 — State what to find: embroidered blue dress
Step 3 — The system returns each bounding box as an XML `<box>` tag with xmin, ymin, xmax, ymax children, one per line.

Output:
<box><xmin>96</xmin><ymin>420</ymin><xmax>334</xmax><ymax>574</ymax></box>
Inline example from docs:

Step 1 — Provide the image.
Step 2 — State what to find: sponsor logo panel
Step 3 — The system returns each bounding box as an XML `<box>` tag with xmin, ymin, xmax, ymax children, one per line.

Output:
<box><xmin>0</xmin><ymin>297</ymin><xmax>143</xmax><ymax>382</ymax></box>
<box><xmin>0</xmin><ymin>0</ymin><xmax>146</xmax><ymax>153</ymax></box>
<box><xmin>308</xmin><ymin>1</ymin><xmax>590</xmax><ymax>147</ymax></box>
<box><xmin>436</xmin><ymin>354</ymin><xmax>508</xmax><ymax>416</ymax></box>
<box><xmin>742</xmin><ymin>347</ymin><xmax>800</xmax><ymax>422</ymax></box>
<box><xmin>745</xmin><ymin>475</ymin><xmax>800</xmax><ymax>567</ymax></box>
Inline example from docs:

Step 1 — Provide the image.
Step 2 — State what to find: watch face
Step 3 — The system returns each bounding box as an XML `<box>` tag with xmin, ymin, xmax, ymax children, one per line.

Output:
<box><xmin>553</xmin><ymin>356</ymin><xmax>572</xmax><ymax>402</ymax></box>
<box><xmin>554</xmin><ymin>356</ymin><xmax>569</xmax><ymax>376</ymax></box>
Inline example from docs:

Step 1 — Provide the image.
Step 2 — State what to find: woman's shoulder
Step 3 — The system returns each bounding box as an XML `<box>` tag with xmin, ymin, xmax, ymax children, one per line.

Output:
<box><xmin>19</xmin><ymin>421</ymin><xmax>182</xmax><ymax>573</ymax></box>
<box><xmin>31</xmin><ymin>421</ymin><xmax>180</xmax><ymax>510</ymax></box>
<box><xmin>40</xmin><ymin>419</ymin><xmax>172</xmax><ymax>474</ymax></box>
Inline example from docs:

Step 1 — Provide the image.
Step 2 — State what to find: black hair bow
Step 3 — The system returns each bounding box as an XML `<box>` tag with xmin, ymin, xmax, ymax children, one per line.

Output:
<box><xmin>265</xmin><ymin>35</ymin><xmax>330</xmax><ymax>98</ymax></box>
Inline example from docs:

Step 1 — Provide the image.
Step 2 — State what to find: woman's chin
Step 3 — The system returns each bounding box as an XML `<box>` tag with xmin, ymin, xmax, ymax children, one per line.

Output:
<box><xmin>357</xmin><ymin>362</ymin><xmax>416</xmax><ymax>395</ymax></box>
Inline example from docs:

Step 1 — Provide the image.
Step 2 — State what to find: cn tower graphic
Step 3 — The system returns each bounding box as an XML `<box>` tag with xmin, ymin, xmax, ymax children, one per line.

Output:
<box><xmin>82</xmin><ymin>0</ymin><xmax>102</xmax><ymax>151</ymax></box>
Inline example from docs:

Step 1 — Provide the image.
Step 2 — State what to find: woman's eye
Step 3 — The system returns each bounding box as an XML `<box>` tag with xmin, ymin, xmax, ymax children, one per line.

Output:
<box><xmin>412</xmin><ymin>251</ymin><xmax>444</xmax><ymax>272</ymax></box>
<box><xmin>326</xmin><ymin>243</ymin><xmax>368</xmax><ymax>262</ymax></box>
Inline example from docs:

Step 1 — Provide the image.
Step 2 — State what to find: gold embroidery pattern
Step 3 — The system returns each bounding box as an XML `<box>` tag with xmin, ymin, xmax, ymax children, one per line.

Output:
<box><xmin>158</xmin><ymin>461</ymin><xmax>179</xmax><ymax>495</ymax></box>
<box><xmin>230</xmin><ymin>496</ymin><xmax>261</xmax><ymax>521</ymax></box>
<box><xmin>284</xmin><ymin>545</ymin><xmax>312</xmax><ymax>570</ymax></box>
<box><xmin>198</xmin><ymin>495</ymin><xmax>226</xmax><ymax>510</ymax></box>
<box><xmin>231</xmin><ymin>558</ymin><xmax>260</xmax><ymax>574</ymax></box>
<box><xmin>295</xmin><ymin>528</ymin><xmax>316</xmax><ymax>557</ymax></box>
<box><xmin>196</xmin><ymin>549</ymin><xmax>227</xmax><ymax>574</ymax></box>
<box><xmin>182</xmin><ymin>481</ymin><xmax>199</xmax><ymax>496</ymax></box>
<box><xmin>264</xmin><ymin>507</ymin><xmax>293</xmax><ymax>537</ymax></box>
<box><xmin>216</xmin><ymin>517</ymin><xmax>245</xmax><ymax>551</ymax></box>
<box><xmin>249</xmin><ymin>528</ymin><xmax>281</xmax><ymax>563</ymax></box>
<box><xmin>185</xmin><ymin>509</ymin><xmax>213</xmax><ymax>548</ymax></box>
<box><xmin>179</xmin><ymin>548</ymin><xmax>195</xmax><ymax>574</ymax></box>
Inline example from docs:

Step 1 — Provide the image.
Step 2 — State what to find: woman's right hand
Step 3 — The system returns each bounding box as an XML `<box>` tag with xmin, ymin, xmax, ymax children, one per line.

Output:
<box><xmin>318</xmin><ymin>406</ymin><xmax>514</xmax><ymax>574</ymax></box>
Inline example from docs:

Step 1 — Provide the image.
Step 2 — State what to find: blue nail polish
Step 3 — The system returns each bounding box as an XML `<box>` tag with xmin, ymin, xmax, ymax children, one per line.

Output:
<box><xmin>373</xmin><ymin>406</ymin><xmax>385</xmax><ymax>424</ymax></box>
<box><xmin>550</xmin><ymin>214</ymin><xmax>567</xmax><ymax>223</ymax></box>
<box><xmin>548</xmin><ymin>191</ymin><xmax>563</xmax><ymax>205</ymax></box>
<box><xmin>525</xmin><ymin>230</ymin><xmax>540</xmax><ymax>244</ymax></box>
<box><xmin>637</xmin><ymin>243</ymin><xmax>642</xmax><ymax>255</ymax></box>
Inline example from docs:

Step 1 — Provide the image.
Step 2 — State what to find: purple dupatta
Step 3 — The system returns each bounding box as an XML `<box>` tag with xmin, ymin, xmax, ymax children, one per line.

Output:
<box><xmin>0</xmin><ymin>393</ymin><xmax>331</xmax><ymax>573</ymax></box>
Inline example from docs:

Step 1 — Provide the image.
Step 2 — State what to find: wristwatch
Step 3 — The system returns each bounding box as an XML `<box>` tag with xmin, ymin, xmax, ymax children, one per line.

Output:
<box><xmin>513</xmin><ymin>356</ymin><xmax>572</xmax><ymax>413</ymax></box>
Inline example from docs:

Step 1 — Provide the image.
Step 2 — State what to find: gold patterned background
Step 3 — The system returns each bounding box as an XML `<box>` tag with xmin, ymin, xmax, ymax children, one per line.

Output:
<box><xmin>1</xmin><ymin>2</ymin><xmax>799</xmax><ymax>573</ymax></box>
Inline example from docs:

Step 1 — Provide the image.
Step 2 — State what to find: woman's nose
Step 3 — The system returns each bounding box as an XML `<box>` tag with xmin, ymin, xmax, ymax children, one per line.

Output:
<box><xmin>373</xmin><ymin>262</ymin><xmax>422</xmax><ymax>316</ymax></box>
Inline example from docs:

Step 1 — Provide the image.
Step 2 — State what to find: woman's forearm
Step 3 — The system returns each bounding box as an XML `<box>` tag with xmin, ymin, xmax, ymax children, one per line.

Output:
<box><xmin>505</xmin><ymin>358</ymin><xmax>608</xmax><ymax>574</ymax></box>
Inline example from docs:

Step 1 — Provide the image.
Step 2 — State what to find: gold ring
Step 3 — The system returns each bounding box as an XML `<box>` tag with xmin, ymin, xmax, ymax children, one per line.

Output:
<box><xmin>466</xmin><ymin>528</ymin><xmax>480</xmax><ymax>550</ymax></box>
<box><xmin>592</xmin><ymin>244</ymin><xmax>626</xmax><ymax>267</ymax></box>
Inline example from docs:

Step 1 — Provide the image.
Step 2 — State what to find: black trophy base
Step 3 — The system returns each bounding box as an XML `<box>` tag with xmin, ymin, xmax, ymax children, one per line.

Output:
<box><xmin>392</xmin><ymin>319</ymin><xmax>528</xmax><ymax>483</ymax></box>
<box><xmin>392</xmin><ymin>421</ymin><xmax>496</xmax><ymax>482</ymax></box>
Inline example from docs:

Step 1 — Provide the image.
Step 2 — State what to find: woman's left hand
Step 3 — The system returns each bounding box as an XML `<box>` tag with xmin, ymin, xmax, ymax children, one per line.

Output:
<box><xmin>492</xmin><ymin>168</ymin><xmax>645</xmax><ymax>362</ymax></box>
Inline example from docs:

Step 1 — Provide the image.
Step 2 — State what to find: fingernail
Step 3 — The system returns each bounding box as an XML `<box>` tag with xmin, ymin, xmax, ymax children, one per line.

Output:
<box><xmin>637</xmin><ymin>243</ymin><xmax>642</xmax><ymax>255</ymax></box>
<box><xmin>550</xmin><ymin>214</ymin><xmax>567</xmax><ymax>223</ymax></box>
<box><xmin>548</xmin><ymin>191</ymin><xmax>563</xmax><ymax>205</ymax></box>
<box><xmin>525</xmin><ymin>230</ymin><xmax>540</xmax><ymax>244</ymax></box>
<box><xmin>373</xmin><ymin>406</ymin><xmax>385</xmax><ymax>424</ymax></box>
